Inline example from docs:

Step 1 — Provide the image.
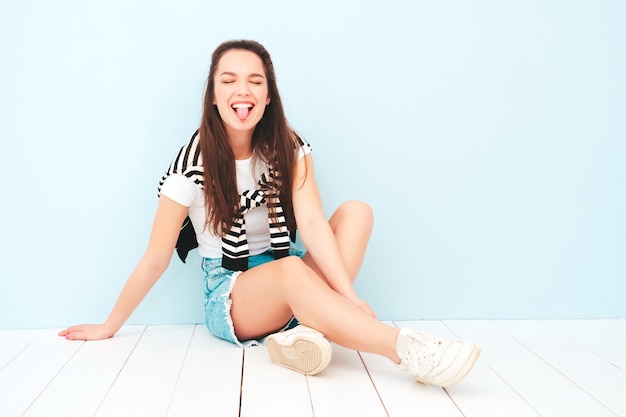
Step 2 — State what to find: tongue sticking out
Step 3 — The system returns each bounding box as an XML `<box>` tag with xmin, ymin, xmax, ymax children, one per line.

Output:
<box><xmin>234</xmin><ymin>105</ymin><xmax>251</xmax><ymax>121</ymax></box>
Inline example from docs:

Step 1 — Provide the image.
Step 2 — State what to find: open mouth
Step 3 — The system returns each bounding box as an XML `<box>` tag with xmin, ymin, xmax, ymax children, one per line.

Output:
<box><xmin>232</xmin><ymin>103</ymin><xmax>254</xmax><ymax>121</ymax></box>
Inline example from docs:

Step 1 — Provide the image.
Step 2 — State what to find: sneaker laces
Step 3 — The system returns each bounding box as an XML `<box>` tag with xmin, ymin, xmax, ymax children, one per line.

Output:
<box><xmin>399</xmin><ymin>332</ymin><xmax>453</xmax><ymax>375</ymax></box>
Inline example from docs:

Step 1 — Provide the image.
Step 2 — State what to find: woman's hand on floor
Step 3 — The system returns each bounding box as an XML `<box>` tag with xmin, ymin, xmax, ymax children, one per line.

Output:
<box><xmin>58</xmin><ymin>323</ymin><xmax>116</xmax><ymax>341</ymax></box>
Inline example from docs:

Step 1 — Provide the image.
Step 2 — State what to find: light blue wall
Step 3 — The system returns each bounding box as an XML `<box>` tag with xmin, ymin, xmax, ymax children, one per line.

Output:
<box><xmin>1</xmin><ymin>0</ymin><xmax>624</xmax><ymax>329</ymax></box>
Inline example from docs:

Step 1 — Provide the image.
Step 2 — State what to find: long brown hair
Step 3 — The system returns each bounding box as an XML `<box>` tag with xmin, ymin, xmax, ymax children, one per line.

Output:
<box><xmin>199</xmin><ymin>39</ymin><xmax>300</xmax><ymax>236</ymax></box>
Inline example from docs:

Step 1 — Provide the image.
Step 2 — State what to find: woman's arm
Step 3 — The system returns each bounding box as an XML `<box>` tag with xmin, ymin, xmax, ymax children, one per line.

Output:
<box><xmin>291</xmin><ymin>154</ymin><xmax>373</xmax><ymax>316</ymax></box>
<box><xmin>58</xmin><ymin>196</ymin><xmax>189</xmax><ymax>340</ymax></box>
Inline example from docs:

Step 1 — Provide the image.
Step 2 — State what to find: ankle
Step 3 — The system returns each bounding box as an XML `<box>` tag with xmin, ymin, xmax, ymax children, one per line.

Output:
<box><xmin>388</xmin><ymin>327</ymin><xmax>402</xmax><ymax>364</ymax></box>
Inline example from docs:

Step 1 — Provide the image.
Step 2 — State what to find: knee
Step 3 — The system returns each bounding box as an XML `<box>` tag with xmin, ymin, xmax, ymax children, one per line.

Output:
<box><xmin>275</xmin><ymin>255</ymin><xmax>308</xmax><ymax>277</ymax></box>
<box><xmin>337</xmin><ymin>200</ymin><xmax>374</xmax><ymax>229</ymax></box>
<box><xmin>275</xmin><ymin>256</ymin><xmax>317</xmax><ymax>288</ymax></box>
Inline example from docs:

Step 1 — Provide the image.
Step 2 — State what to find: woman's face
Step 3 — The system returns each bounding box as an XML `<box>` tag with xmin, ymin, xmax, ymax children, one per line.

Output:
<box><xmin>213</xmin><ymin>49</ymin><xmax>271</xmax><ymax>137</ymax></box>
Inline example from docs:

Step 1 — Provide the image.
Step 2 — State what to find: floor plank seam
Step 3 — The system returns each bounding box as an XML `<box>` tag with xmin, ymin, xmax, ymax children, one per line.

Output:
<box><xmin>21</xmin><ymin>339</ymin><xmax>86</xmax><ymax>417</ymax></box>
<box><xmin>304</xmin><ymin>375</ymin><xmax>315</xmax><ymax>417</ymax></box>
<box><xmin>238</xmin><ymin>348</ymin><xmax>245</xmax><ymax>417</ymax></box>
<box><xmin>164</xmin><ymin>325</ymin><xmax>197</xmax><ymax>417</ymax></box>
<box><xmin>0</xmin><ymin>331</ymin><xmax>43</xmax><ymax>373</ymax></box>
<box><xmin>357</xmin><ymin>350</ymin><xmax>390</xmax><ymax>417</ymax></box>
<box><xmin>570</xmin><ymin>336</ymin><xmax>626</xmax><ymax>374</ymax></box>
<box><xmin>91</xmin><ymin>325</ymin><xmax>147</xmax><ymax>417</ymax></box>
<box><xmin>491</xmin><ymin>321</ymin><xmax>622</xmax><ymax>417</ymax></box>
<box><xmin>479</xmin><ymin>355</ymin><xmax>543</xmax><ymax>417</ymax></box>
<box><xmin>442</xmin><ymin>386</ymin><xmax>467</xmax><ymax>417</ymax></box>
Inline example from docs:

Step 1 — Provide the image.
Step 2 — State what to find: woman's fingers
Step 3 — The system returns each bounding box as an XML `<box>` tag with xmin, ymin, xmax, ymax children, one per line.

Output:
<box><xmin>58</xmin><ymin>324</ymin><xmax>113</xmax><ymax>341</ymax></box>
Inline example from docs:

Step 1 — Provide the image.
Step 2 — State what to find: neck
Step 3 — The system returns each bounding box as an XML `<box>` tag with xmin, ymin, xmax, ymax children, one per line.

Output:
<box><xmin>227</xmin><ymin>128</ymin><xmax>254</xmax><ymax>160</ymax></box>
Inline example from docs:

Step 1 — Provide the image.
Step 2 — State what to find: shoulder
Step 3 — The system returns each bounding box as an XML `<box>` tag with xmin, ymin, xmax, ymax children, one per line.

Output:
<box><xmin>158</xmin><ymin>130</ymin><xmax>204</xmax><ymax>193</ymax></box>
<box><xmin>291</xmin><ymin>131</ymin><xmax>312</xmax><ymax>150</ymax></box>
<box><xmin>172</xmin><ymin>130</ymin><xmax>202</xmax><ymax>170</ymax></box>
<box><xmin>291</xmin><ymin>131</ymin><xmax>312</xmax><ymax>160</ymax></box>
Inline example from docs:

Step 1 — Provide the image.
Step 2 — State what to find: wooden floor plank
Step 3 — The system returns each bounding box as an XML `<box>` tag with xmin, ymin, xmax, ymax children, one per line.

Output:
<box><xmin>22</xmin><ymin>326</ymin><xmax>146</xmax><ymax>417</ymax></box>
<box><xmin>94</xmin><ymin>325</ymin><xmax>195</xmax><ymax>417</ymax></box>
<box><xmin>360</xmin><ymin>350</ymin><xmax>464</xmax><ymax>417</ymax></box>
<box><xmin>445</xmin><ymin>320</ymin><xmax>616</xmax><ymax>417</ymax></box>
<box><xmin>496</xmin><ymin>320</ymin><xmax>626</xmax><ymax>416</ymax></box>
<box><xmin>2</xmin><ymin>320</ymin><xmax>626</xmax><ymax>417</ymax></box>
<box><xmin>0</xmin><ymin>329</ymin><xmax>44</xmax><ymax>371</ymax></box>
<box><xmin>0</xmin><ymin>329</ymin><xmax>83</xmax><ymax>417</ymax></box>
<box><xmin>402</xmin><ymin>320</ymin><xmax>540</xmax><ymax>417</ymax></box>
<box><xmin>239</xmin><ymin>344</ymin><xmax>313</xmax><ymax>417</ymax></box>
<box><xmin>354</xmin><ymin>320</ymin><xmax>463</xmax><ymax>417</ymax></box>
<box><xmin>544</xmin><ymin>319</ymin><xmax>626</xmax><ymax>371</ymax></box>
<box><xmin>306</xmin><ymin>344</ymin><xmax>388</xmax><ymax>417</ymax></box>
<box><xmin>166</xmin><ymin>326</ymin><xmax>243</xmax><ymax>417</ymax></box>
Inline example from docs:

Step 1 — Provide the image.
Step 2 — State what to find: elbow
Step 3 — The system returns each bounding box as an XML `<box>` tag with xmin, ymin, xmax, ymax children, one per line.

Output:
<box><xmin>141</xmin><ymin>250</ymin><xmax>173</xmax><ymax>277</ymax></box>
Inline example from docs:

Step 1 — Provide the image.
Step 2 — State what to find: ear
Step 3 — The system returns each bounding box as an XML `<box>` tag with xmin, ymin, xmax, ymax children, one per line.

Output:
<box><xmin>266</xmin><ymin>98</ymin><xmax>271</xmax><ymax>105</ymax></box>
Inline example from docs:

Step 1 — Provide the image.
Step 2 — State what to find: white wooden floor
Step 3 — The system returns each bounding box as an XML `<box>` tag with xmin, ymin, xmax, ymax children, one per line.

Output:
<box><xmin>1</xmin><ymin>320</ymin><xmax>625</xmax><ymax>417</ymax></box>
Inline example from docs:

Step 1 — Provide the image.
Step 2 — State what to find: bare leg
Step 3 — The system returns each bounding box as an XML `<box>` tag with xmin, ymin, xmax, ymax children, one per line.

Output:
<box><xmin>230</xmin><ymin>200</ymin><xmax>402</xmax><ymax>363</ymax></box>
<box><xmin>231</xmin><ymin>256</ymin><xmax>401</xmax><ymax>362</ymax></box>
<box><xmin>301</xmin><ymin>200</ymin><xmax>374</xmax><ymax>283</ymax></box>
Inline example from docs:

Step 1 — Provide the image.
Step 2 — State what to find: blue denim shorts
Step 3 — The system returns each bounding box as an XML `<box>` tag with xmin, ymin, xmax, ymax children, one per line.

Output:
<box><xmin>203</xmin><ymin>247</ymin><xmax>304</xmax><ymax>347</ymax></box>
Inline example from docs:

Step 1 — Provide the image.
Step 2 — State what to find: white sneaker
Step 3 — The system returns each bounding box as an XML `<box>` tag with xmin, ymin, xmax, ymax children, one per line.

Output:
<box><xmin>265</xmin><ymin>325</ymin><xmax>332</xmax><ymax>376</ymax></box>
<box><xmin>397</xmin><ymin>328</ymin><xmax>480</xmax><ymax>387</ymax></box>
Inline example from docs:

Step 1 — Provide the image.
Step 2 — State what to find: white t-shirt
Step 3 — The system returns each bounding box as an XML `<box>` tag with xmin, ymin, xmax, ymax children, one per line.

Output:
<box><xmin>159</xmin><ymin>146</ymin><xmax>311</xmax><ymax>259</ymax></box>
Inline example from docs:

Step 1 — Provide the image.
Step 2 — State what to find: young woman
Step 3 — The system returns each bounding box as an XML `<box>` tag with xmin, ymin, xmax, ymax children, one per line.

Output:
<box><xmin>59</xmin><ymin>39</ymin><xmax>480</xmax><ymax>387</ymax></box>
